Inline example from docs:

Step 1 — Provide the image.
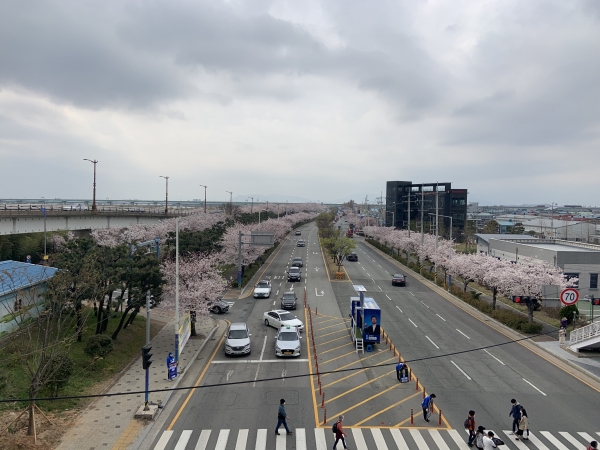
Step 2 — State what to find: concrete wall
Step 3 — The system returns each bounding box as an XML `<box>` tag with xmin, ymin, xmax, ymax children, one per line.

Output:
<box><xmin>0</xmin><ymin>214</ymin><xmax>165</xmax><ymax>235</ymax></box>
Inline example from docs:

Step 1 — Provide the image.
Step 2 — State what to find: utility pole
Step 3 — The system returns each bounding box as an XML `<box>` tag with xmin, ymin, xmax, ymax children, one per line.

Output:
<box><xmin>250</xmin><ymin>197</ymin><xmax>254</xmax><ymax>213</ymax></box>
<box><xmin>237</xmin><ymin>231</ymin><xmax>243</xmax><ymax>287</ymax></box>
<box><xmin>159</xmin><ymin>176</ymin><xmax>169</xmax><ymax>214</ymax></box>
<box><xmin>175</xmin><ymin>217</ymin><xmax>179</xmax><ymax>362</ymax></box>
<box><xmin>199</xmin><ymin>185</ymin><xmax>207</xmax><ymax>213</ymax></box>
<box><xmin>226</xmin><ymin>191</ymin><xmax>233</xmax><ymax>215</ymax></box>
<box><xmin>83</xmin><ymin>159</ymin><xmax>98</xmax><ymax>213</ymax></box>
<box><xmin>407</xmin><ymin>193</ymin><xmax>411</xmax><ymax>238</ymax></box>
<box><xmin>421</xmin><ymin>185</ymin><xmax>424</xmax><ymax>246</ymax></box>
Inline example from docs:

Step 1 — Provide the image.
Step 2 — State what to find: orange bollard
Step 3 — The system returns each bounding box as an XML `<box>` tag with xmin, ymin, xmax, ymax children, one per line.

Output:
<box><xmin>410</xmin><ymin>408</ymin><xmax>414</xmax><ymax>425</ymax></box>
<box><xmin>389</xmin><ymin>342</ymin><xmax>392</xmax><ymax>351</ymax></box>
<box><xmin>398</xmin><ymin>355</ymin><xmax>402</xmax><ymax>362</ymax></box>
<box><xmin>438</xmin><ymin>409</ymin><xmax>442</xmax><ymax>426</ymax></box>
<box><xmin>416</xmin><ymin>377</ymin><xmax>419</xmax><ymax>391</ymax></box>
<box><xmin>321</xmin><ymin>392</ymin><xmax>325</xmax><ymax>408</ymax></box>
<box><xmin>319</xmin><ymin>381</ymin><xmax>322</xmax><ymax>396</ymax></box>
<box><xmin>423</xmin><ymin>390</ymin><xmax>426</xmax><ymax>399</ymax></box>
<box><xmin>409</xmin><ymin>368</ymin><xmax>412</xmax><ymax>380</ymax></box>
<box><xmin>323</xmin><ymin>408</ymin><xmax>327</xmax><ymax>425</ymax></box>
<box><xmin>316</xmin><ymin>307</ymin><xmax>318</xmax><ymax>315</ymax></box>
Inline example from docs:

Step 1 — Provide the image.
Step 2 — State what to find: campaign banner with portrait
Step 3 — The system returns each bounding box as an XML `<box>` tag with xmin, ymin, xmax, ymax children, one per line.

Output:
<box><xmin>362</xmin><ymin>298</ymin><xmax>381</xmax><ymax>344</ymax></box>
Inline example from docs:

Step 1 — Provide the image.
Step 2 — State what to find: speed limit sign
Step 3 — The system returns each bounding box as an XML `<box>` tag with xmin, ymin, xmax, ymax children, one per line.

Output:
<box><xmin>560</xmin><ymin>288</ymin><xmax>579</xmax><ymax>306</ymax></box>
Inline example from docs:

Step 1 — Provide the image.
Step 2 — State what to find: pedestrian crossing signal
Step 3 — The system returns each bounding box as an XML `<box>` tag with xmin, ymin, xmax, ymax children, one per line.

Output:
<box><xmin>141</xmin><ymin>345</ymin><xmax>153</xmax><ymax>370</ymax></box>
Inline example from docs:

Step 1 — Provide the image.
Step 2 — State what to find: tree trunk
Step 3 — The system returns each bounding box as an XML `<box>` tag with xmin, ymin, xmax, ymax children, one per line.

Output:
<box><xmin>27</xmin><ymin>402</ymin><xmax>36</xmax><ymax>437</ymax></box>
<box><xmin>125</xmin><ymin>306</ymin><xmax>141</xmax><ymax>328</ymax></box>
<box><xmin>111</xmin><ymin>304</ymin><xmax>135</xmax><ymax>340</ymax></box>
<box><xmin>95</xmin><ymin>297</ymin><xmax>105</xmax><ymax>335</ymax></box>
<box><xmin>492</xmin><ymin>287</ymin><xmax>497</xmax><ymax>310</ymax></box>
<box><xmin>76</xmin><ymin>307</ymin><xmax>83</xmax><ymax>342</ymax></box>
<box><xmin>191</xmin><ymin>320</ymin><xmax>197</xmax><ymax>337</ymax></box>
<box><xmin>527</xmin><ymin>303</ymin><xmax>535</xmax><ymax>323</ymax></box>
<box><xmin>463</xmin><ymin>280</ymin><xmax>468</xmax><ymax>292</ymax></box>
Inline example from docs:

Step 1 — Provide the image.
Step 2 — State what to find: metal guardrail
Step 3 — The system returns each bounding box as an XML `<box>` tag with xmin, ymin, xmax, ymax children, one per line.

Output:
<box><xmin>569</xmin><ymin>321</ymin><xmax>600</xmax><ymax>344</ymax></box>
<box><xmin>0</xmin><ymin>204</ymin><xmax>201</xmax><ymax>216</ymax></box>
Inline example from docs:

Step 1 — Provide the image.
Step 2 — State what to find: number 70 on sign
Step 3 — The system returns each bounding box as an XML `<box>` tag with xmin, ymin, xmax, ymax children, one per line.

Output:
<box><xmin>560</xmin><ymin>288</ymin><xmax>579</xmax><ymax>306</ymax></box>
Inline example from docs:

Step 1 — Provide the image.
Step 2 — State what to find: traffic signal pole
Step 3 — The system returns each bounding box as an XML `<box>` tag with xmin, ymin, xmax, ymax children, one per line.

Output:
<box><xmin>144</xmin><ymin>290</ymin><xmax>151</xmax><ymax>410</ymax></box>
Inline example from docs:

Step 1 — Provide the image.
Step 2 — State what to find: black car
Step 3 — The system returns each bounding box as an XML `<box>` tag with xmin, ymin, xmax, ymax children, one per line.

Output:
<box><xmin>392</xmin><ymin>274</ymin><xmax>406</xmax><ymax>286</ymax></box>
<box><xmin>297</xmin><ymin>239</ymin><xmax>305</xmax><ymax>247</ymax></box>
<box><xmin>292</xmin><ymin>257</ymin><xmax>303</xmax><ymax>267</ymax></box>
<box><xmin>287</xmin><ymin>266</ymin><xmax>302</xmax><ymax>282</ymax></box>
<box><xmin>280</xmin><ymin>292</ymin><xmax>298</xmax><ymax>310</ymax></box>
<box><xmin>295</xmin><ymin>230</ymin><xmax>301</xmax><ymax>235</ymax></box>
<box><xmin>347</xmin><ymin>253</ymin><xmax>358</xmax><ymax>262</ymax></box>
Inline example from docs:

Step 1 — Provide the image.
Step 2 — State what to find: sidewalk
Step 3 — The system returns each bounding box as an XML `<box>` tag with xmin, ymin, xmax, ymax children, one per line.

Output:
<box><xmin>56</xmin><ymin>312</ymin><xmax>219</xmax><ymax>450</ymax></box>
<box><xmin>535</xmin><ymin>340</ymin><xmax>600</xmax><ymax>379</ymax></box>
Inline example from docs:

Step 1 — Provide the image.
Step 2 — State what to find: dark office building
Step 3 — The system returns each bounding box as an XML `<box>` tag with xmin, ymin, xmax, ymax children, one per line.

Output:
<box><xmin>385</xmin><ymin>181</ymin><xmax>468</xmax><ymax>239</ymax></box>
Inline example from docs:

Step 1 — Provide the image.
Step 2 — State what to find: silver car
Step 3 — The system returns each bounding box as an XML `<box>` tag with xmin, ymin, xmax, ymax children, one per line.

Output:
<box><xmin>224</xmin><ymin>323</ymin><xmax>251</xmax><ymax>356</ymax></box>
<box><xmin>275</xmin><ymin>326</ymin><xmax>302</xmax><ymax>357</ymax></box>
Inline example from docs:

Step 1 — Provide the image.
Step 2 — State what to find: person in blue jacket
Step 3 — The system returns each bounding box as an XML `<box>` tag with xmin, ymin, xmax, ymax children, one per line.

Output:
<box><xmin>422</xmin><ymin>393</ymin><xmax>436</xmax><ymax>422</ymax></box>
<box><xmin>508</xmin><ymin>398</ymin><xmax>522</xmax><ymax>434</ymax></box>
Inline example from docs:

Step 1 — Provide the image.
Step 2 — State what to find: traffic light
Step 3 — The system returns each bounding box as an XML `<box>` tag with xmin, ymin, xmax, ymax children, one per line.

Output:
<box><xmin>141</xmin><ymin>345</ymin><xmax>153</xmax><ymax>370</ymax></box>
<box><xmin>512</xmin><ymin>296</ymin><xmax>522</xmax><ymax>303</ymax></box>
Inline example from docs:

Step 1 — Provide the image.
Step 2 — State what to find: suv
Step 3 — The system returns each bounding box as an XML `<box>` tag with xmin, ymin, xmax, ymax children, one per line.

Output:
<box><xmin>281</xmin><ymin>291</ymin><xmax>298</xmax><ymax>310</ymax></box>
<box><xmin>275</xmin><ymin>326</ymin><xmax>302</xmax><ymax>357</ymax></box>
<box><xmin>292</xmin><ymin>257</ymin><xmax>303</xmax><ymax>267</ymax></box>
<box><xmin>295</xmin><ymin>230</ymin><xmax>301</xmax><ymax>235</ymax></box>
<box><xmin>297</xmin><ymin>239</ymin><xmax>305</xmax><ymax>247</ymax></box>
<box><xmin>347</xmin><ymin>252</ymin><xmax>358</xmax><ymax>262</ymax></box>
<box><xmin>224</xmin><ymin>323</ymin><xmax>251</xmax><ymax>356</ymax></box>
<box><xmin>287</xmin><ymin>266</ymin><xmax>302</xmax><ymax>282</ymax></box>
<box><xmin>392</xmin><ymin>274</ymin><xmax>406</xmax><ymax>286</ymax></box>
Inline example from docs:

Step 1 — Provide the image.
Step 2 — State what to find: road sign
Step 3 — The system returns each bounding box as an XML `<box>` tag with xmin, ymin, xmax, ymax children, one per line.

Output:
<box><xmin>560</xmin><ymin>288</ymin><xmax>579</xmax><ymax>306</ymax></box>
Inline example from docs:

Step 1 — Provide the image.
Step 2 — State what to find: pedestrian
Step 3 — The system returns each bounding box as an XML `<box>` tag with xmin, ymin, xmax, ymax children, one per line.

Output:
<box><xmin>332</xmin><ymin>415</ymin><xmax>349</xmax><ymax>449</ymax></box>
<box><xmin>482</xmin><ymin>431</ymin><xmax>497</xmax><ymax>450</ymax></box>
<box><xmin>396</xmin><ymin>362</ymin><xmax>404</xmax><ymax>382</ymax></box>
<box><xmin>559</xmin><ymin>327</ymin><xmax>566</xmax><ymax>345</ymax></box>
<box><xmin>465</xmin><ymin>410</ymin><xmax>476</xmax><ymax>447</ymax></box>
<box><xmin>516</xmin><ymin>407</ymin><xmax>529</xmax><ymax>441</ymax></box>
<box><xmin>475</xmin><ymin>426</ymin><xmax>485</xmax><ymax>450</ymax></box>
<box><xmin>560</xmin><ymin>317</ymin><xmax>568</xmax><ymax>329</ymax></box>
<box><xmin>587</xmin><ymin>441</ymin><xmax>598</xmax><ymax>450</ymax></box>
<box><xmin>508</xmin><ymin>398</ymin><xmax>522</xmax><ymax>434</ymax></box>
<box><xmin>421</xmin><ymin>393</ymin><xmax>436</xmax><ymax>422</ymax></box>
<box><xmin>275</xmin><ymin>398</ymin><xmax>293</xmax><ymax>435</ymax></box>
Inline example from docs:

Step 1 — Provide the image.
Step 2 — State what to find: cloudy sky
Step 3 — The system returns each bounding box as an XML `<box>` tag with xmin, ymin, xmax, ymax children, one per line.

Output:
<box><xmin>1</xmin><ymin>0</ymin><xmax>600</xmax><ymax>206</ymax></box>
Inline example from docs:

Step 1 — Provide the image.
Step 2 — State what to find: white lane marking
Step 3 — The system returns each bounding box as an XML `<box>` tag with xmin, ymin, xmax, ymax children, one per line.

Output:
<box><xmin>276</xmin><ymin>290</ymin><xmax>279</xmax><ymax>295</ymax></box>
<box><xmin>408</xmin><ymin>318</ymin><xmax>418</xmax><ymax>327</ymax></box>
<box><xmin>276</xmin><ymin>430</ymin><xmax>286</xmax><ymax>450</ymax></box>
<box><xmin>396</xmin><ymin>305</ymin><xmax>403</xmax><ymax>313</ymax></box>
<box><xmin>456</xmin><ymin>329</ymin><xmax>471</xmax><ymax>339</ymax></box>
<box><xmin>281</xmin><ymin>369</ymin><xmax>287</xmax><ymax>381</ymax></box>
<box><xmin>235</xmin><ymin>429</ymin><xmax>248</xmax><ymax>450</ymax></box>
<box><xmin>215</xmin><ymin>429</ymin><xmax>230</xmax><ymax>450</ymax></box>
<box><xmin>525</xmin><ymin>432</ymin><xmax>550</xmax><ymax>450</ymax></box>
<box><xmin>386</xmin><ymin>294</ymin><xmax>392</xmax><ymax>300</ymax></box>
<box><xmin>429</xmin><ymin>430</ymin><xmax>451</xmax><ymax>450</ymax></box>
<box><xmin>385</xmin><ymin>270</ymin><xmax>390</xmax><ymax>274</ymax></box>
<box><xmin>253</xmin><ymin>336</ymin><xmax>268</xmax><ymax>387</ymax></box>
<box><xmin>451</xmin><ymin>360</ymin><xmax>471</xmax><ymax>380</ymax></box>
<box><xmin>559</xmin><ymin>432</ymin><xmax>586</xmax><ymax>449</ymax></box>
<box><xmin>483</xmin><ymin>349</ymin><xmax>505</xmax><ymax>365</ymax></box>
<box><xmin>502</xmin><ymin>431</ymin><xmax>528</xmax><ymax>450</ymax></box>
<box><xmin>314</xmin><ymin>428</ymin><xmax>327</xmax><ymax>450</ymax></box>
<box><xmin>153</xmin><ymin>431</ymin><xmax>173</xmax><ymax>450</ymax></box>
<box><xmin>377</xmin><ymin>285</ymin><xmax>383</xmax><ymax>290</ymax></box>
<box><xmin>305</xmin><ymin>279</ymin><xmax>307</xmax><ymax>283</ymax></box>
<box><xmin>362</xmin><ymin>266</ymin><xmax>366</xmax><ymax>270</ymax></box>
<box><xmin>371</xmin><ymin>428</ymin><xmax>388</xmax><ymax>449</ymax></box>
<box><xmin>447</xmin><ymin>429</ymin><xmax>471</xmax><ymax>450</ymax></box>
<box><xmin>390</xmin><ymin>429</ymin><xmax>410</xmax><ymax>450</ymax></box>
<box><xmin>367</xmin><ymin>273</ymin><xmax>371</xmax><ymax>276</ymax></box>
<box><xmin>226</xmin><ymin>370</ymin><xmax>234</xmax><ymax>381</ymax></box>
<box><xmin>195</xmin><ymin>429</ymin><xmax>211</xmax><ymax>450</ymax></box>
<box><xmin>255</xmin><ymin>429</ymin><xmax>267</xmax><ymax>450</ymax></box>
<box><xmin>540</xmin><ymin>431</ymin><xmax>570</xmax><ymax>450</ymax></box>
<box><xmin>410</xmin><ymin>291</ymin><xmax>415</xmax><ymax>296</ymax></box>
<box><xmin>292</xmin><ymin>428</ymin><xmax>306</xmax><ymax>450</ymax></box>
<box><xmin>436</xmin><ymin>314</ymin><xmax>446</xmax><ymax>321</ymax></box>
<box><xmin>409</xmin><ymin>429</ymin><xmax>430</xmax><ymax>450</ymax></box>
<box><xmin>420</xmin><ymin>301</ymin><xmax>429</xmax><ymax>308</ymax></box>
<box><xmin>273</xmin><ymin>301</ymin><xmax>276</xmax><ymax>306</ymax></box>
<box><xmin>212</xmin><ymin>359</ymin><xmax>309</xmax><ymax>364</ymax></box>
<box><xmin>426</xmin><ymin>336</ymin><xmax>440</xmax><ymax>349</ymax></box>
<box><xmin>523</xmin><ymin>378</ymin><xmax>547</xmax><ymax>396</ymax></box>
<box><xmin>378</xmin><ymin>264</ymin><xmax>382</xmax><ymax>268</ymax></box>
<box><xmin>351</xmin><ymin>428</ymin><xmax>368</xmax><ymax>449</ymax></box>
<box><xmin>579</xmin><ymin>433</ymin><xmax>596</xmax><ymax>448</ymax></box>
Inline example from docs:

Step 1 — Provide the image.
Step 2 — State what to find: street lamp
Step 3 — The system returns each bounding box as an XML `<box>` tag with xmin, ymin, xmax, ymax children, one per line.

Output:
<box><xmin>258</xmin><ymin>209</ymin><xmax>267</xmax><ymax>224</ymax></box>
<box><xmin>159</xmin><ymin>176</ymin><xmax>169</xmax><ymax>214</ymax></box>
<box><xmin>83</xmin><ymin>159</ymin><xmax>98</xmax><ymax>212</ymax></box>
<box><xmin>428</xmin><ymin>213</ymin><xmax>453</xmax><ymax>241</ymax></box>
<box><xmin>249</xmin><ymin>197</ymin><xmax>254</xmax><ymax>213</ymax></box>
<box><xmin>41</xmin><ymin>197</ymin><xmax>47</xmax><ymax>261</ymax></box>
<box><xmin>199</xmin><ymin>185</ymin><xmax>207</xmax><ymax>213</ymax></box>
<box><xmin>226</xmin><ymin>191</ymin><xmax>233</xmax><ymax>215</ymax></box>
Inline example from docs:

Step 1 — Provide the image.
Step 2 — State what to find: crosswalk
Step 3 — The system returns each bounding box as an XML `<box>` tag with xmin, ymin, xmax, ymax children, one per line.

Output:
<box><xmin>153</xmin><ymin>428</ymin><xmax>600</xmax><ymax>450</ymax></box>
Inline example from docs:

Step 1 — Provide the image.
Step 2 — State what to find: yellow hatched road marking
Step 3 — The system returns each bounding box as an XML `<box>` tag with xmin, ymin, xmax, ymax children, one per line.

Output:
<box><xmin>315</xmin><ymin>322</ymin><xmax>348</xmax><ymax>332</ymax></box>
<box><xmin>306</xmin><ymin>306</ymin><xmax>321</xmax><ymax>428</ymax></box>
<box><xmin>354</xmin><ymin>391</ymin><xmax>424</xmax><ymax>427</ymax></box>
<box><xmin>313</xmin><ymin>316</ymin><xmax>346</xmax><ymax>326</ymax></box>
<box><xmin>319</xmin><ymin>350</ymin><xmax>356</xmax><ymax>365</ymax></box>
<box><xmin>321</xmin><ymin>352</ymin><xmax>384</xmax><ymax>377</ymax></box>
<box><xmin>316</xmin><ymin>334</ymin><xmax>351</xmax><ymax>346</ymax></box>
<box><xmin>316</xmin><ymin>368</ymin><xmax>369</xmax><ymax>391</ymax></box>
<box><xmin>325</xmin><ymin>370</ymin><xmax>395</xmax><ymax>403</ymax></box>
<box><xmin>330</xmin><ymin>383</ymin><xmax>399</xmax><ymax>418</ymax></box>
<box><xmin>316</xmin><ymin>328</ymin><xmax>348</xmax><ymax>339</ymax></box>
<box><xmin>319</xmin><ymin>343</ymin><xmax>354</xmax><ymax>355</ymax></box>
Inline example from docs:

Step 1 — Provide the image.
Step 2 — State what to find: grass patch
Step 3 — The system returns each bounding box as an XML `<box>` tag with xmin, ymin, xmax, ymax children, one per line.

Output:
<box><xmin>0</xmin><ymin>307</ymin><xmax>161</xmax><ymax>412</ymax></box>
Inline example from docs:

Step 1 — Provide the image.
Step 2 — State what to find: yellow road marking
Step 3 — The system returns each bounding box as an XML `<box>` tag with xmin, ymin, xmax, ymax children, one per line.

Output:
<box><xmin>326</xmin><ymin>370</ymin><xmax>395</xmax><ymax>403</ymax></box>
<box><xmin>315</xmin><ymin>322</ymin><xmax>348</xmax><ymax>332</ymax></box>
<box><xmin>330</xmin><ymin>383</ymin><xmax>399</xmax><ymax>417</ymax></box>
<box><xmin>306</xmin><ymin>307</ymin><xmax>321</xmax><ymax>428</ymax></box>
<box><xmin>313</xmin><ymin>316</ymin><xmax>345</xmax><ymax>326</ymax></box>
<box><xmin>312</xmin><ymin>312</ymin><xmax>351</xmax><ymax>321</ymax></box>
<box><xmin>319</xmin><ymin>343</ymin><xmax>354</xmax><ymax>355</ymax></box>
<box><xmin>111</xmin><ymin>420</ymin><xmax>143</xmax><ymax>449</ymax></box>
<box><xmin>354</xmin><ymin>391</ymin><xmax>424</xmax><ymax>427</ymax></box>
<box><xmin>316</xmin><ymin>328</ymin><xmax>348</xmax><ymax>339</ymax></box>
<box><xmin>167</xmin><ymin>325</ymin><xmax>227</xmax><ymax>430</ymax></box>
<box><xmin>316</xmin><ymin>368</ymin><xmax>369</xmax><ymax>391</ymax></box>
<box><xmin>321</xmin><ymin>352</ymin><xmax>384</xmax><ymax>377</ymax></box>
<box><xmin>316</xmin><ymin>334</ymin><xmax>351</xmax><ymax>346</ymax></box>
<box><xmin>319</xmin><ymin>350</ymin><xmax>356</xmax><ymax>365</ymax></box>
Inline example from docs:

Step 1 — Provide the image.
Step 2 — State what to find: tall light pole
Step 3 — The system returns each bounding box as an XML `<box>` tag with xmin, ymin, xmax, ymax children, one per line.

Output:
<box><xmin>226</xmin><ymin>191</ymin><xmax>233</xmax><ymax>215</ymax></box>
<box><xmin>429</xmin><ymin>213</ymin><xmax>453</xmax><ymax>241</ymax></box>
<box><xmin>250</xmin><ymin>197</ymin><xmax>254</xmax><ymax>213</ymax></box>
<box><xmin>159</xmin><ymin>176</ymin><xmax>169</xmax><ymax>214</ymax></box>
<box><xmin>199</xmin><ymin>185</ymin><xmax>207</xmax><ymax>213</ymax></box>
<box><xmin>41</xmin><ymin>197</ymin><xmax>47</xmax><ymax>261</ymax></box>
<box><xmin>83</xmin><ymin>158</ymin><xmax>98</xmax><ymax>212</ymax></box>
<box><xmin>258</xmin><ymin>209</ymin><xmax>266</xmax><ymax>224</ymax></box>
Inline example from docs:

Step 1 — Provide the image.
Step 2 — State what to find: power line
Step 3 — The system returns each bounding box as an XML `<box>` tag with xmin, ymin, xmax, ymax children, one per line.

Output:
<box><xmin>0</xmin><ymin>327</ymin><xmax>559</xmax><ymax>404</ymax></box>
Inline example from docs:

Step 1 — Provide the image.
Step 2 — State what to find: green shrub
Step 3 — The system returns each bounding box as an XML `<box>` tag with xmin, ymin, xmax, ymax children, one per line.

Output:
<box><xmin>559</xmin><ymin>305</ymin><xmax>579</xmax><ymax>323</ymax></box>
<box><xmin>45</xmin><ymin>354</ymin><xmax>75</xmax><ymax>397</ymax></box>
<box><xmin>492</xmin><ymin>309</ymin><xmax>527</xmax><ymax>329</ymax></box>
<box><xmin>84</xmin><ymin>334</ymin><xmax>114</xmax><ymax>359</ymax></box>
<box><xmin>519</xmin><ymin>322</ymin><xmax>543</xmax><ymax>334</ymax></box>
<box><xmin>470</xmin><ymin>291</ymin><xmax>482</xmax><ymax>300</ymax></box>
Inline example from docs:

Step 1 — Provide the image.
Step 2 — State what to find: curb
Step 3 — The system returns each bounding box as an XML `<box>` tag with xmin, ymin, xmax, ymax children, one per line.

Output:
<box><xmin>363</xmin><ymin>240</ymin><xmax>600</xmax><ymax>386</ymax></box>
<box><xmin>130</xmin><ymin>320</ymin><xmax>223</xmax><ymax>450</ymax></box>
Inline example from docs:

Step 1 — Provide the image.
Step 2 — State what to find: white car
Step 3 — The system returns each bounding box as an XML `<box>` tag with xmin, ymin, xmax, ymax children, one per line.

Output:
<box><xmin>275</xmin><ymin>326</ymin><xmax>302</xmax><ymax>357</ymax></box>
<box><xmin>253</xmin><ymin>280</ymin><xmax>272</xmax><ymax>298</ymax></box>
<box><xmin>263</xmin><ymin>310</ymin><xmax>304</xmax><ymax>331</ymax></box>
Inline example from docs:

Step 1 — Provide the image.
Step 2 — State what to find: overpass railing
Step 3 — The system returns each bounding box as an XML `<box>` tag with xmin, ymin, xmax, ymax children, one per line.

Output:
<box><xmin>0</xmin><ymin>204</ymin><xmax>201</xmax><ymax>216</ymax></box>
<box><xmin>569</xmin><ymin>321</ymin><xmax>600</xmax><ymax>345</ymax></box>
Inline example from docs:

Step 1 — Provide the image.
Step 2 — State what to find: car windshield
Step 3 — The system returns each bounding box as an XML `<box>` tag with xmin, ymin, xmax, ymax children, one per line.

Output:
<box><xmin>393</xmin><ymin>274</ymin><xmax>403</xmax><ymax>278</ymax></box>
<box><xmin>278</xmin><ymin>332</ymin><xmax>298</xmax><ymax>341</ymax></box>
<box><xmin>290</xmin><ymin>268</ymin><xmax>300</xmax><ymax>273</ymax></box>
<box><xmin>282</xmin><ymin>293</ymin><xmax>296</xmax><ymax>300</ymax></box>
<box><xmin>257</xmin><ymin>281</ymin><xmax>269</xmax><ymax>288</ymax></box>
<box><xmin>293</xmin><ymin>258</ymin><xmax>302</xmax><ymax>262</ymax></box>
<box><xmin>228</xmin><ymin>329</ymin><xmax>248</xmax><ymax>339</ymax></box>
<box><xmin>280</xmin><ymin>313</ymin><xmax>296</xmax><ymax>321</ymax></box>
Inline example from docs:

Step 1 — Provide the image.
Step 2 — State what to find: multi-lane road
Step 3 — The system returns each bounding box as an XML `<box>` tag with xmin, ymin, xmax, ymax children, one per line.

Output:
<box><xmin>144</xmin><ymin>221</ymin><xmax>600</xmax><ymax>450</ymax></box>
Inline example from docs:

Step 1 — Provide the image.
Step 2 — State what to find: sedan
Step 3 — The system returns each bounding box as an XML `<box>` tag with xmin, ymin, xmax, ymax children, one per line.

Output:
<box><xmin>280</xmin><ymin>292</ymin><xmax>298</xmax><ymax>310</ymax></box>
<box><xmin>346</xmin><ymin>253</ymin><xmax>358</xmax><ymax>262</ymax></box>
<box><xmin>253</xmin><ymin>280</ymin><xmax>272</xmax><ymax>298</ymax></box>
<box><xmin>392</xmin><ymin>274</ymin><xmax>406</xmax><ymax>286</ymax></box>
<box><xmin>292</xmin><ymin>257</ymin><xmax>303</xmax><ymax>267</ymax></box>
<box><xmin>264</xmin><ymin>310</ymin><xmax>304</xmax><ymax>331</ymax></box>
<box><xmin>208</xmin><ymin>299</ymin><xmax>230</xmax><ymax>314</ymax></box>
<box><xmin>297</xmin><ymin>239</ymin><xmax>305</xmax><ymax>247</ymax></box>
<box><xmin>275</xmin><ymin>326</ymin><xmax>302</xmax><ymax>357</ymax></box>
<box><xmin>295</xmin><ymin>230</ymin><xmax>301</xmax><ymax>235</ymax></box>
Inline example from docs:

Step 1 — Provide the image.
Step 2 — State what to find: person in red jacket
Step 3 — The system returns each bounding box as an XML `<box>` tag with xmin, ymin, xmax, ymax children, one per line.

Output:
<box><xmin>333</xmin><ymin>415</ymin><xmax>349</xmax><ymax>449</ymax></box>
